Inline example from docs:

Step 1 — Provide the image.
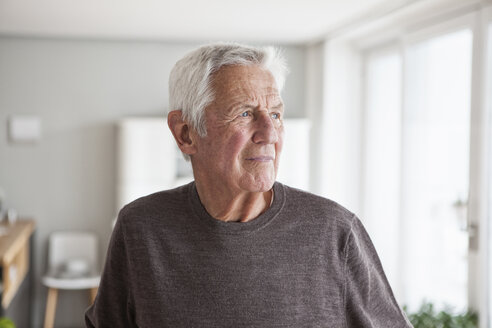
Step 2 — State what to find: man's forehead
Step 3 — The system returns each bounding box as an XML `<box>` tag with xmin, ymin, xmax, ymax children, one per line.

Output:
<box><xmin>212</xmin><ymin>65</ymin><xmax>277</xmax><ymax>88</ymax></box>
<box><xmin>211</xmin><ymin>65</ymin><xmax>280</xmax><ymax>102</ymax></box>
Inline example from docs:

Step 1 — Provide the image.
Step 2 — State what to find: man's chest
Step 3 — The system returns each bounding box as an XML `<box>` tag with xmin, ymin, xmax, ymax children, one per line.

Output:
<box><xmin>127</xmin><ymin>230</ymin><xmax>347</xmax><ymax>327</ymax></box>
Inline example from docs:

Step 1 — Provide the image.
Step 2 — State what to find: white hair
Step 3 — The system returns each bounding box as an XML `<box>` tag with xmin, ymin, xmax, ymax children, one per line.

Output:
<box><xmin>168</xmin><ymin>43</ymin><xmax>288</xmax><ymax>138</ymax></box>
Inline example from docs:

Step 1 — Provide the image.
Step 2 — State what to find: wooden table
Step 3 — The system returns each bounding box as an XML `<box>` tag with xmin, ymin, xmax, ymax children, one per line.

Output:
<box><xmin>0</xmin><ymin>220</ymin><xmax>35</xmax><ymax>326</ymax></box>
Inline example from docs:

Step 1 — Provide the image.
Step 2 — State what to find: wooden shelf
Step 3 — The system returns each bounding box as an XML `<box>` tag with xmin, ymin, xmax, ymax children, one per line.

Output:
<box><xmin>0</xmin><ymin>220</ymin><xmax>35</xmax><ymax>308</ymax></box>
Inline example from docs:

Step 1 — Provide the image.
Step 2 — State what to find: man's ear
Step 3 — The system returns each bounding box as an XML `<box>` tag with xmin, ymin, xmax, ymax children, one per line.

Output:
<box><xmin>167</xmin><ymin>110</ymin><xmax>198</xmax><ymax>156</ymax></box>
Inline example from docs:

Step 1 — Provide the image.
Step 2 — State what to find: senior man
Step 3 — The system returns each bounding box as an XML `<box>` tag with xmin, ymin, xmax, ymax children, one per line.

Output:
<box><xmin>85</xmin><ymin>43</ymin><xmax>412</xmax><ymax>327</ymax></box>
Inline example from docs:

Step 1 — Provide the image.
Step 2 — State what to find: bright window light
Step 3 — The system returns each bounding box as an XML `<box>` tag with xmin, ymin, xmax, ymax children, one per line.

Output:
<box><xmin>363</xmin><ymin>28</ymin><xmax>473</xmax><ymax>313</ymax></box>
<box><xmin>363</xmin><ymin>48</ymin><xmax>402</xmax><ymax>300</ymax></box>
<box><xmin>401</xmin><ymin>28</ymin><xmax>472</xmax><ymax>312</ymax></box>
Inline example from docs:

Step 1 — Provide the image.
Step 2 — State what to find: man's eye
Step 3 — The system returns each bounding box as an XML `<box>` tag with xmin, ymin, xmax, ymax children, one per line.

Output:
<box><xmin>271</xmin><ymin>113</ymin><xmax>280</xmax><ymax>119</ymax></box>
<box><xmin>240</xmin><ymin>111</ymin><xmax>250</xmax><ymax>117</ymax></box>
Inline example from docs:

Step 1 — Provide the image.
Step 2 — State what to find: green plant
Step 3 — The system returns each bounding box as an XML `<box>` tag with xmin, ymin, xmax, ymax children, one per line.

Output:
<box><xmin>0</xmin><ymin>317</ymin><xmax>15</xmax><ymax>328</ymax></box>
<box><xmin>404</xmin><ymin>302</ymin><xmax>478</xmax><ymax>328</ymax></box>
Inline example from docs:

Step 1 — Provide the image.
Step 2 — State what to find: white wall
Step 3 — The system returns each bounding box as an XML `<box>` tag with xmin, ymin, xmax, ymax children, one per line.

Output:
<box><xmin>0</xmin><ymin>36</ymin><xmax>306</xmax><ymax>327</ymax></box>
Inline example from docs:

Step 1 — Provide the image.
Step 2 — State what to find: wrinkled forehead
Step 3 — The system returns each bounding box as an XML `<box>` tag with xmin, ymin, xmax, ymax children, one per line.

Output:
<box><xmin>209</xmin><ymin>65</ymin><xmax>282</xmax><ymax>110</ymax></box>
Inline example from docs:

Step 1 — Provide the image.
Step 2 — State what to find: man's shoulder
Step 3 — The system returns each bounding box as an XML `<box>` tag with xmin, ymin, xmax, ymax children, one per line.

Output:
<box><xmin>118</xmin><ymin>182</ymin><xmax>192</xmax><ymax>223</ymax></box>
<box><xmin>279</xmin><ymin>182</ymin><xmax>356</xmax><ymax>228</ymax></box>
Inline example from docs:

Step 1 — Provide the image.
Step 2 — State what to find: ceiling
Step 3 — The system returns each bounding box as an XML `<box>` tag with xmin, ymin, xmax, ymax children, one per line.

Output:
<box><xmin>0</xmin><ymin>0</ymin><xmax>419</xmax><ymax>44</ymax></box>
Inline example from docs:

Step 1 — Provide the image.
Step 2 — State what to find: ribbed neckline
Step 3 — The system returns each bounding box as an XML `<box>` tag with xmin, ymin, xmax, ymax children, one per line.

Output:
<box><xmin>188</xmin><ymin>181</ymin><xmax>285</xmax><ymax>235</ymax></box>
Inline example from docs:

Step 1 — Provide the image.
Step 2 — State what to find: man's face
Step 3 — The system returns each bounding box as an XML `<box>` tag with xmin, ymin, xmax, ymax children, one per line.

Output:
<box><xmin>191</xmin><ymin>64</ymin><xmax>284</xmax><ymax>193</ymax></box>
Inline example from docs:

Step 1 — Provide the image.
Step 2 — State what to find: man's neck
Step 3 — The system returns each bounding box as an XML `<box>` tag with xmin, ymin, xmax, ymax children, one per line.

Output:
<box><xmin>194</xmin><ymin>181</ymin><xmax>274</xmax><ymax>223</ymax></box>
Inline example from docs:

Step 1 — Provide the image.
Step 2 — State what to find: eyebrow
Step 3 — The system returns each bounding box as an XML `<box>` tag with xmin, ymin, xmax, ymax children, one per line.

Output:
<box><xmin>233</xmin><ymin>102</ymin><xmax>284</xmax><ymax>112</ymax></box>
<box><xmin>270</xmin><ymin>103</ymin><xmax>284</xmax><ymax>110</ymax></box>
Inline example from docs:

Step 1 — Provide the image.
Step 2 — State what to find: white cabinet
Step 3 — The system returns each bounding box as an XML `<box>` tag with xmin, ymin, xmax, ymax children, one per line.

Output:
<box><xmin>116</xmin><ymin>117</ymin><xmax>192</xmax><ymax>212</ymax></box>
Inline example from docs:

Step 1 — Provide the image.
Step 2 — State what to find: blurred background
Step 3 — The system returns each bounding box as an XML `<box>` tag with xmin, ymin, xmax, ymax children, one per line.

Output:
<box><xmin>1</xmin><ymin>0</ymin><xmax>492</xmax><ymax>327</ymax></box>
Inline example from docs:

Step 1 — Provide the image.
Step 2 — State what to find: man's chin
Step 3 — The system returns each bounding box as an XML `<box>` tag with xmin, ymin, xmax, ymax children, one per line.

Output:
<box><xmin>239</xmin><ymin>175</ymin><xmax>276</xmax><ymax>193</ymax></box>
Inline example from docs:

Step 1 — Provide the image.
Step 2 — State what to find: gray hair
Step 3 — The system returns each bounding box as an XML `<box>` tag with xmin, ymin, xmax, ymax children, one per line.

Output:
<box><xmin>168</xmin><ymin>43</ymin><xmax>288</xmax><ymax>138</ymax></box>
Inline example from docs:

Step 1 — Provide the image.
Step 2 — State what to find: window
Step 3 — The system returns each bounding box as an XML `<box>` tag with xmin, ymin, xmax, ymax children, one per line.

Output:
<box><xmin>401</xmin><ymin>28</ymin><xmax>472</xmax><ymax>311</ymax></box>
<box><xmin>318</xmin><ymin>4</ymin><xmax>492</xmax><ymax>323</ymax></box>
<box><xmin>362</xmin><ymin>28</ymin><xmax>473</xmax><ymax>312</ymax></box>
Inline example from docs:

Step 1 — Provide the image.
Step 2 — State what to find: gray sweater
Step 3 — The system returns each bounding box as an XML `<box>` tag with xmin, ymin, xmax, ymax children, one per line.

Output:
<box><xmin>85</xmin><ymin>182</ymin><xmax>412</xmax><ymax>327</ymax></box>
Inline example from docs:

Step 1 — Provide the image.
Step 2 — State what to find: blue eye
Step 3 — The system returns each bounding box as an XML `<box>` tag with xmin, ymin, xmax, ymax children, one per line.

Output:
<box><xmin>240</xmin><ymin>112</ymin><xmax>250</xmax><ymax>117</ymax></box>
<box><xmin>271</xmin><ymin>113</ymin><xmax>280</xmax><ymax>119</ymax></box>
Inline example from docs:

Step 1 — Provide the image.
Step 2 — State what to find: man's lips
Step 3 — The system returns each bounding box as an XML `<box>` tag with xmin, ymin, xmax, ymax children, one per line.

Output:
<box><xmin>245</xmin><ymin>156</ymin><xmax>274</xmax><ymax>162</ymax></box>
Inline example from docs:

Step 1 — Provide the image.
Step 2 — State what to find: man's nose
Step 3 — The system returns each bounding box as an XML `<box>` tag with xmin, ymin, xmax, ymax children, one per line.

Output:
<box><xmin>252</xmin><ymin>111</ymin><xmax>279</xmax><ymax>144</ymax></box>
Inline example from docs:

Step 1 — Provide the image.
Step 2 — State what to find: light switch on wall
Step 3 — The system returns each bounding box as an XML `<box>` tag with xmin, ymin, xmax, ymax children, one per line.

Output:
<box><xmin>8</xmin><ymin>115</ymin><xmax>42</xmax><ymax>143</ymax></box>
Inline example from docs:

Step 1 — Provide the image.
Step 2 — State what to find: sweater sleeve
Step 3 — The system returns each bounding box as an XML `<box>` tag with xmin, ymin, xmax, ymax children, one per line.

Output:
<box><xmin>343</xmin><ymin>216</ymin><xmax>413</xmax><ymax>328</ymax></box>
<box><xmin>85</xmin><ymin>211</ymin><xmax>137</xmax><ymax>327</ymax></box>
